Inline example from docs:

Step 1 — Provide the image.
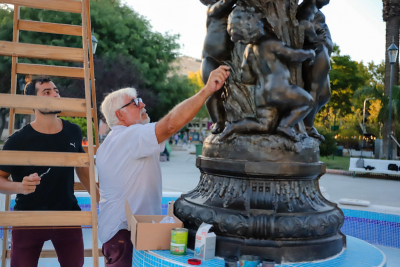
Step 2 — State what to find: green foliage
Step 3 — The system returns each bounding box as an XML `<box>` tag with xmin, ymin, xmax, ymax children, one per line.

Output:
<box><xmin>59</xmin><ymin>117</ymin><xmax>95</xmax><ymax>142</ymax></box>
<box><xmin>318</xmin><ymin>129</ymin><xmax>337</xmax><ymax>157</ymax></box>
<box><xmin>319</xmin><ymin>156</ymin><xmax>350</xmax><ymax>170</ymax></box>
<box><xmin>315</xmin><ymin>50</ymin><xmax>393</xmax><ymax>148</ymax></box>
<box><xmin>152</xmin><ymin>74</ymin><xmax>199</xmax><ymax>120</ymax></box>
<box><xmin>0</xmin><ymin>5</ymin><xmax>13</xmax><ymax>94</ymax></box>
<box><xmin>188</xmin><ymin>70</ymin><xmax>209</xmax><ymax>119</ymax></box>
<box><xmin>0</xmin><ymin>0</ymin><xmax>184</xmax><ymax>121</ymax></box>
<box><xmin>88</xmin><ymin>0</ymin><xmax>180</xmax><ymax>88</ymax></box>
<box><xmin>329</xmin><ymin>45</ymin><xmax>368</xmax><ymax>116</ymax></box>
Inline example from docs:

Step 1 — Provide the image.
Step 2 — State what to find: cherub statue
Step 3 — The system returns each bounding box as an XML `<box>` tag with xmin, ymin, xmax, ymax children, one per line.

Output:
<box><xmin>200</xmin><ymin>0</ymin><xmax>238</xmax><ymax>134</ymax></box>
<box><xmin>221</xmin><ymin>6</ymin><xmax>315</xmax><ymax>142</ymax></box>
<box><xmin>297</xmin><ymin>0</ymin><xmax>332</xmax><ymax>141</ymax></box>
<box><xmin>296</xmin><ymin>0</ymin><xmax>330</xmax><ymax>44</ymax></box>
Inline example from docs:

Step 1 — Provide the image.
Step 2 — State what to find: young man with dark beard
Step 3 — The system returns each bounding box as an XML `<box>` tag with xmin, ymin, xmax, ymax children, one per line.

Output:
<box><xmin>0</xmin><ymin>78</ymin><xmax>99</xmax><ymax>267</ymax></box>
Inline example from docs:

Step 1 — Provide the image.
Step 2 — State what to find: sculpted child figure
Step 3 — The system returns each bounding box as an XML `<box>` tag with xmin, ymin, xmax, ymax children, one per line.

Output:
<box><xmin>298</xmin><ymin>1</ymin><xmax>333</xmax><ymax>141</ymax></box>
<box><xmin>221</xmin><ymin>6</ymin><xmax>315</xmax><ymax>142</ymax></box>
<box><xmin>296</xmin><ymin>0</ymin><xmax>330</xmax><ymax>44</ymax></box>
<box><xmin>200</xmin><ymin>0</ymin><xmax>238</xmax><ymax>134</ymax></box>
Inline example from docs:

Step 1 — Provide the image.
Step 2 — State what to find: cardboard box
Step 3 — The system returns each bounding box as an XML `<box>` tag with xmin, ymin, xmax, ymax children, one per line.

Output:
<box><xmin>125</xmin><ymin>200</ymin><xmax>183</xmax><ymax>251</ymax></box>
<box><xmin>194</xmin><ymin>223</ymin><xmax>216</xmax><ymax>261</ymax></box>
<box><xmin>195</xmin><ymin>232</ymin><xmax>216</xmax><ymax>261</ymax></box>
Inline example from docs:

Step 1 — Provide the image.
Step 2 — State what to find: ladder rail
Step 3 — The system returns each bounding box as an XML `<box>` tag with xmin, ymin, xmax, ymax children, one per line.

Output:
<box><xmin>81</xmin><ymin>0</ymin><xmax>99</xmax><ymax>265</ymax></box>
<box><xmin>1</xmin><ymin>5</ymin><xmax>20</xmax><ymax>267</ymax></box>
<box><xmin>0</xmin><ymin>1</ymin><xmax>101</xmax><ymax>266</ymax></box>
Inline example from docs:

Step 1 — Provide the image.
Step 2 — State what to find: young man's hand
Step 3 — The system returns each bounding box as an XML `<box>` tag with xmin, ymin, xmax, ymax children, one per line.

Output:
<box><xmin>204</xmin><ymin>65</ymin><xmax>230</xmax><ymax>94</ymax></box>
<box><xmin>19</xmin><ymin>173</ymin><xmax>41</xmax><ymax>195</ymax></box>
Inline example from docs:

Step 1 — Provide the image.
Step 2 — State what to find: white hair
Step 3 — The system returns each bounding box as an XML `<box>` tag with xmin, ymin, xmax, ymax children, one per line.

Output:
<box><xmin>101</xmin><ymin>87</ymin><xmax>137</xmax><ymax>127</ymax></box>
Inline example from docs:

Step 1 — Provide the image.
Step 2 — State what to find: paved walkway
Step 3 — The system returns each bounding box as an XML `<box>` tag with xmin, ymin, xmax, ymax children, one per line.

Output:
<box><xmin>162</xmin><ymin>148</ymin><xmax>400</xmax><ymax>213</ymax></box>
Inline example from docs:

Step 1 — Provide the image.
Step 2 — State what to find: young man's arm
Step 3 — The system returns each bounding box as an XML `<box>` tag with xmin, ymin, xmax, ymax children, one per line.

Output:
<box><xmin>75</xmin><ymin>167</ymin><xmax>100</xmax><ymax>204</ymax></box>
<box><xmin>155</xmin><ymin>65</ymin><xmax>230</xmax><ymax>143</ymax></box>
<box><xmin>0</xmin><ymin>170</ymin><xmax>41</xmax><ymax>195</ymax></box>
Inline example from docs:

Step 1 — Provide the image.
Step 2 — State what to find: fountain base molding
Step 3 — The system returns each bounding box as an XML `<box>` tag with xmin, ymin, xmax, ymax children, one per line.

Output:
<box><xmin>174</xmin><ymin>152</ymin><xmax>346</xmax><ymax>263</ymax></box>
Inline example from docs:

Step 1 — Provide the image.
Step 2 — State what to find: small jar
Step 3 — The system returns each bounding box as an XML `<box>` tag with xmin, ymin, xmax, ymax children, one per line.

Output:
<box><xmin>262</xmin><ymin>259</ymin><xmax>275</xmax><ymax>267</ymax></box>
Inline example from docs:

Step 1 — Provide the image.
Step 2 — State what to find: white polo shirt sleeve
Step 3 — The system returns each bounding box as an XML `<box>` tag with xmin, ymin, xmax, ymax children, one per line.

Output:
<box><xmin>122</xmin><ymin>122</ymin><xmax>165</xmax><ymax>159</ymax></box>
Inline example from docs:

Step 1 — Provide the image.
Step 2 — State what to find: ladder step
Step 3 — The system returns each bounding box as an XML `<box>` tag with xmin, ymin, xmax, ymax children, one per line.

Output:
<box><xmin>82</xmin><ymin>146</ymin><xmax>98</xmax><ymax>154</ymax></box>
<box><xmin>0</xmin><ymin>94</ymin><xmax>86</xmax><ymax>113</ymax></box>
<box><xmin>2</xmin><ymin>0</ymin><xmax>82</xmax><ymax>14</ymax></box>
<box><xmin>74</xmin><ymin>182</ymin><xmax>99</xmax><ymax>191</ymax></box>
<box><xmin>14</xmin><ymin>108</ymin><xmax>95</xmax><ymax>118</ymax></box>
<box><xmin>0</xmin><ymin>151</ymin><xmax>89</xmax><ymax>167</ymax></box>
<box><xmin>0</xmin><ymin>41</ymin><xmax>84</xmax><ymax>63</ymax></box>
<box><xmin>17</xmin><ymin>63</ymin><xmax>84</xmax><ymax>78</ymax></box>
<box><xmin>18</xmin><ymin>20</ymin><xmax>83</xmax><ymax>36</ymax></box>
<box><xmin>5</xmin><ymin>248</ymin><xmax>103</xmax><ymax>258</ymax></box>
<box><xmin>0</xmin><ymin>211</ymin><xmax>92</xmax><ymax>227</ymax></box>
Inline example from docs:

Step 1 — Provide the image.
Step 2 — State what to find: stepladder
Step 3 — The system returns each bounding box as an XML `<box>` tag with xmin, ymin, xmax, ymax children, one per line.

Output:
<box><xmin>0</xmin><ymin>0</ymin><xmax>101</xmax><ymax>266</ymax></box>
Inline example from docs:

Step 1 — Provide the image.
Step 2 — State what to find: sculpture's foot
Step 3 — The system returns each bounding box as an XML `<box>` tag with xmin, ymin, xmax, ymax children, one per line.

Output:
<box><xmin>306</xmin><ymin>127</ymin><xmax>325</xmax><ymax>141</ymax></box>
<box><xmin>277</xmin><ymin>126</ymin><xmax>304</xmax><ymax>142</ymax></box>
<box><xmin>219</xmin><ymin>122</ymin><xmax>234</xmax><ymax>141</ymax></box>
<box><xmin>211</xmin><ymin>121</ymin><xmax>225</xmax><ymax>134</ymax></box>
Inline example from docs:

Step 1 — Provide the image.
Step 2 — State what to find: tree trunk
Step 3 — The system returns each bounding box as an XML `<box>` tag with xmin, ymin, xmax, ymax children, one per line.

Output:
<box><xmin>382</xmin><ymin>0</ymin><xmax>400</xmax><ymax>158</ymax></box>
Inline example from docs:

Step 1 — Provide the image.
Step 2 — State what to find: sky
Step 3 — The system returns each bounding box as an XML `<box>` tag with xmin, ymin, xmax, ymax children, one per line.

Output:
<box><xmin>124</xmin><ymin>0</ymin><xmax>387</xmax><ymax>64</ymax></box>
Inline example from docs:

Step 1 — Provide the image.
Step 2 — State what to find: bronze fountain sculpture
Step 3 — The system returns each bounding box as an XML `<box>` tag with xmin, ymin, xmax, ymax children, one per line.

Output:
<box><xmin>175</xmin><ymin>0</ymin><xmax>345</xmax><ymax>263</ymax></box>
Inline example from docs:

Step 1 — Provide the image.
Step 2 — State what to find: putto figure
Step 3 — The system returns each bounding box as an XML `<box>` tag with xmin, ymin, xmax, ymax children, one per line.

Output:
<box><xmin>222</xmin><ymin>6</ymin><xmax>315</xmax><ymax>141</ymax></box>
<box><xmin>296</xmin><ymin>0</ymin><xmax>330</xmax><ymax>45</ymax></box>
<box><xmin>298</xmin><ymin>0</ymin><xmax>332</xmax><ymax>141</ymax></box>
<box><xmin>200</xmin><ymin>0</ymin><xmax>238</xmax><ymax>134</ymax></box>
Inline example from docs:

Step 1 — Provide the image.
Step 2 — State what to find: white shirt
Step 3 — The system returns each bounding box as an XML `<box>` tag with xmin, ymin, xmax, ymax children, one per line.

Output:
<box><xmin>96</xmin><ymin>122</ymin><xmax>165</xmax><ymax>243</ymax></box>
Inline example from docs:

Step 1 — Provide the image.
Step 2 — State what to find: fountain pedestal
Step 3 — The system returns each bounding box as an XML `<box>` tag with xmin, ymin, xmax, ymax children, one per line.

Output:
<box><xmin>174</xmin><ymin>134</ymin><xmax>346</xmax><ymax>263</ymax></box>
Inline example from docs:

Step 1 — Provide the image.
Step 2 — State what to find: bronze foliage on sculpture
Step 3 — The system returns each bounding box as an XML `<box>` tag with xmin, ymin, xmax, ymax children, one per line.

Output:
<box><xmin>200</xmin><ymin>0</ymin><xmax>332</xmax><ymax>142</ymax></box>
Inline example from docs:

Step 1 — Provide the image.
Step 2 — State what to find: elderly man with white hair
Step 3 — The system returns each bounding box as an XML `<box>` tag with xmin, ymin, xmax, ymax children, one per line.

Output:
<box><xmin>96</xmin><ymin>65</ymin><xmax>230</xmax><ymax>266</ymax></box>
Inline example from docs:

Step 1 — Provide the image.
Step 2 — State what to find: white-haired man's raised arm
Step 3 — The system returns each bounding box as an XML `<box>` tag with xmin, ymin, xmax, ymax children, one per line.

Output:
<box><xmin>155</xmin><ymin>65</ymin><xmax>230</xmax><ymax>143</ymax></box>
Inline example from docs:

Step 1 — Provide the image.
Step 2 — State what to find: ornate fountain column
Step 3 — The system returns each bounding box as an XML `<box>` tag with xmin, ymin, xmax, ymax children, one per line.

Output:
<box><xmin>175</xmin><ymin>0</ymin><xmax>346</xmax><ymax>263</ymax></box>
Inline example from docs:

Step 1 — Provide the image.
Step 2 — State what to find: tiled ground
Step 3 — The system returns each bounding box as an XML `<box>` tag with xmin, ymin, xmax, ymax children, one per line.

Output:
<box><xmin>1</xmin><ymin>196</ymin><xmax>399</xmax><ymax>266</ymax></box>
<box><xmin>132</xmin><ymin>236</ymin><xmax>386</xmax><ymax>267</ymax></box>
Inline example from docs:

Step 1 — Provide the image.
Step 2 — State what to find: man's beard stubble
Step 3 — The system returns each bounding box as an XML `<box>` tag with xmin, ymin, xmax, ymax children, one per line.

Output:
<box><xmin>140</xmin><ymin>108</ymin><xmax>150</xmax><ymax>125</ymax></box>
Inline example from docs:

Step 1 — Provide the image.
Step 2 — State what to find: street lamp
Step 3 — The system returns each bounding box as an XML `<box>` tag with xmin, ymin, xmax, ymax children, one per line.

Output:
<box><xmin>387</xmin><ymin>39</ymin><xmax>398</xmax><ymax>159</ymax></box>
<box><xmin>363</xmin><ymin>97</ymin><xmax>375</xmax><ymax>134</ymax></box>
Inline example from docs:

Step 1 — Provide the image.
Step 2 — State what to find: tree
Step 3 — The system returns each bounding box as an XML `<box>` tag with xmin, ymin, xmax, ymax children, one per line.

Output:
<box><xmin>187</xmin><ymin>70</ymin><xmax>209</xmax><ymax>137</ymax></box>
<box><xmin>328</xmin><ymin>45</ymin><xmax>367</xmax><ymax>116</ymax></box>
<box><xmin>317</xmin><ymin>129</ymin><xmax>337</xmax><ymax>157</ymax></box>
<box><xmin>382</xmin><ymin>0</ymin><xmax>400</xmax><ymax>157</ymax></box>
<box><xmin>188</xmin><ymin>70</ymin><xmax>208</xmax><ymax>119</ymax></box>
<box><xmin>58</xmin><ymin>55</ymin><xmax>147</xmax><ymax>122</ymax></box>
<box><xmin>153</xmin><ymin>74</ymin><xmax>199</xmax><ymax>120</ymax></box>
<box><xmin>0</xmin><ymin>0</ymin><xmax>191</xmax><ymax>135</ymax></box>
<box><xmin>315</xmin><ymin>58</ymin><xmax>384</xmax><ymax>148</ymax></box>
<box><xmin>354</xmin><ymin>84</ymin><xmax>400</xmax><ymax>139</ymax></box>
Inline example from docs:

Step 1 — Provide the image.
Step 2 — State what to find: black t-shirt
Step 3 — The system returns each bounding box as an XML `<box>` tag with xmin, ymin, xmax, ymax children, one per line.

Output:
<box><xmin>0</xmin><ymin>119</ymin><xmax>84</xmax><ymax>211</ymax></box>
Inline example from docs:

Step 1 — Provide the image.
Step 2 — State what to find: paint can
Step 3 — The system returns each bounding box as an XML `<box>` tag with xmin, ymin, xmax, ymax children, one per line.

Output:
<box><xmin>239</xmin><ymin>255</ymin><xmax>260</xmax><ymax>267</ymax></box>
<box><xmin>262</xmin><ymin>259</ymin><xmax>275</xmax><ymax>267</ymax></box>
<box><xmin>170</xmin><ymin>228</ymin><xmax>188</xmax><ymax>255</ymax></box>
<box><xmin>225</xmin><ymin>256</ymin><xmax>238</xmax><ymax>267</ymax></box>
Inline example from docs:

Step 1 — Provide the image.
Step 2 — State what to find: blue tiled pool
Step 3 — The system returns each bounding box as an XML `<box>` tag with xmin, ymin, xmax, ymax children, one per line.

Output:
<box><xmin>1</xmin><ymin>192</ymin><xmax>399</xmax><ymax>267</ymax></box>
<box><xmin>134</xmin><ymin>236</ymin><xmax>386</xmax><ymax>267</ymax></box>
<box><xmin>341</xmin><ymin>209</ymin><xmax>400</xmax><ymax>249</ymax></box>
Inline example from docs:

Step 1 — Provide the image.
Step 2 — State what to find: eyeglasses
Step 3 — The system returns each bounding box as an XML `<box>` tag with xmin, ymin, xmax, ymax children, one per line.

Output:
<box><xmin>119</xmin><ymin>98</ymin><xmax>143</xmax><ymax>110</ymax></box>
